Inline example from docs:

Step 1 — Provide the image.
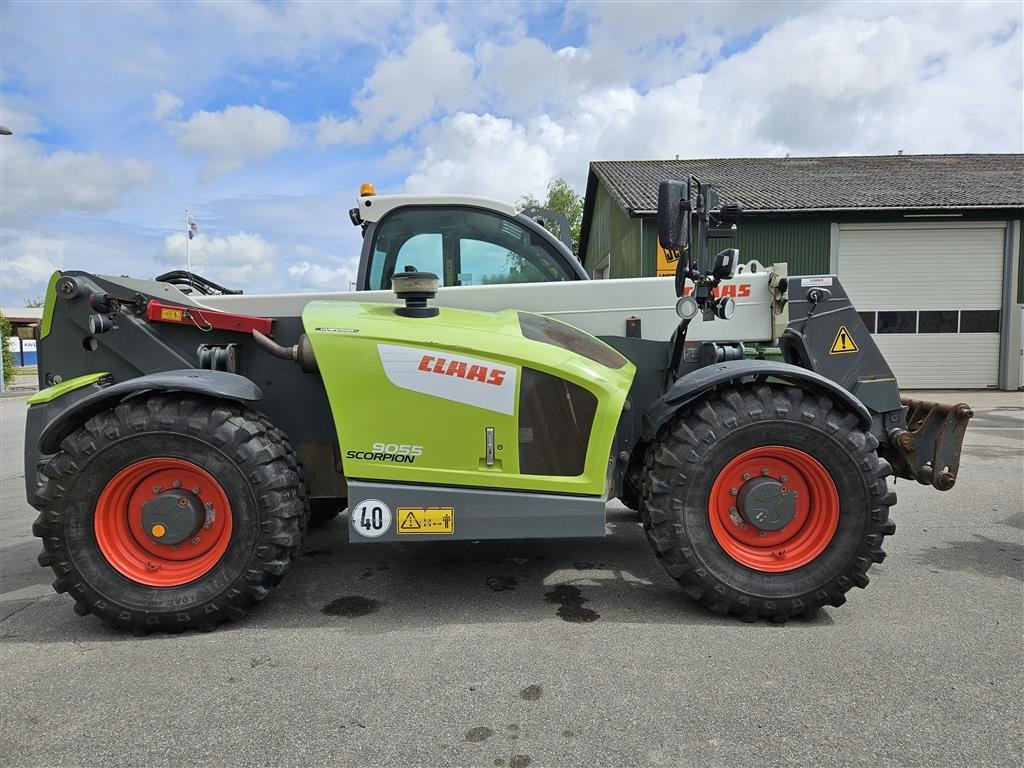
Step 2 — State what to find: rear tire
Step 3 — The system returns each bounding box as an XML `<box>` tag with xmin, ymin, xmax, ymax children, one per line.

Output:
<box><xmin>641</xmin><ymin>384</ymin><xmax>896</xmax><ymax>621</ymax></box>
<box><xmin>32</xmin><ymin>396</ymin><xmax>308</xmax><ymax>632</ymax></box>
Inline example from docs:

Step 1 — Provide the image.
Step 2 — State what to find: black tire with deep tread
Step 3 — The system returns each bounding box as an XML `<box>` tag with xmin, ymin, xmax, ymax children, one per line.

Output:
<box><xmin>252</xmin><ymin>412</ymin><xmax>311</xmax><ymax>538</ymax></box>
<box><xmin>640</xmin><ymin>384</ymin><xmax>896</xmax><ymax>622</ymax></box>
<box><xmin>31</xmin><ymin>395</ymin><xmax>309</xmax><ymax>632</ymax></box>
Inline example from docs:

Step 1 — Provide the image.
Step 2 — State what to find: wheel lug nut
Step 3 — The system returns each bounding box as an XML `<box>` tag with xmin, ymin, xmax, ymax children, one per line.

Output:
<box><xmin>177</xmin><ymin>498</ymin><xmax>189</xmax><ymax>507</ymax></box>
<box><xmin>171</xmin><ymin>544</ymin><xmax>180</xmax><ymax>550</ymax></box>
<box><xmin>779</xmin><ymin>487</ymin><xmax>788</xmax><ymax>494</ymax></box>
<box><xmin>780</xmin><ymin>475</ymin><xmax>789</xmax><ymax>482</ymax></box>
<box><xmin>761</xmin><ymin>467</ymin><xmax>770</xmax><ymax>476</ymax></box>
<box><xmin>192</xmin><ymin>486</ymin><xmax>201</xmax><ymax>494</ymax></box>
<box><xmin>773</xmin><ymin>549</ymin><xmax>786</xmax><ymax>558</ymax></box>
<box><xmin>758</xmin><ymin>530</ymin><xmax>768</xmax><ymax>538</ymax></box>
<box><xmin>204</xmin><ymin>502</ymin><xmax>214</xmax><ymax>510</ymax></box>
<box><xmin>146</xmin><ymin>562</ymin><xmax>158</xmax><ymax>570</ymax></box>
<box><xmin>191</xmin><ymin>537</ymin><xmax>200</xmax><ymax>545</ymax></box>
<box><xmin>730</xmin><ymin>488</ymin><xmax>738</xmax><ymax>496</ymax></box>
<box><xmin>151</xmin><ymin>485</ymin><xmax>162</xmax><ymax>494</ymax></box>
<box><xmin>742</xmin><ymin>473</ymin><xmax>751</xmax><ymax>481</ymax></box>
<box><xmin>203</xmin><ymin>523</ymin><xmax>212</xmax><ymax>530</ymax></box>
<box><xmin>172</xmin><ymin>480</ymin><xmax>181</xmax><ymax>488</ymax></box>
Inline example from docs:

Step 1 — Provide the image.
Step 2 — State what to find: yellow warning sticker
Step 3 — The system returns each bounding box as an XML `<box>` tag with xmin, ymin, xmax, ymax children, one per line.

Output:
<box><xmin>829</xmin><ymin>325</ymin><xmax>860</xmax><ymax>354</ymax></box>
<box><xmin>397</xmin><ymin>507</ymin><xmax>455</xmax><ymax>535</ymax></box>
<box><xmin>160</xmin><ymin>308</ymin><xmax>184</xmax><ymax>322</ymax></box>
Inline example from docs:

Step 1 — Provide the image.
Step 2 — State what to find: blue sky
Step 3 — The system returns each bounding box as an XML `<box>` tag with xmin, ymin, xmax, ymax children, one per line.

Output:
<box><xmin>2</xmin><ymin>0</ymin><xmax>1021</xmax><ymax>301</ymax></box>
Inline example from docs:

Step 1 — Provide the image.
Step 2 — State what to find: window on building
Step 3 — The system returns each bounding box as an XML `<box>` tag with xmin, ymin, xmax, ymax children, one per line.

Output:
<box><xmin>918</xmin><ymin>310</ymin><xmax>959</xmax><ymax>334</ymax></box>
<box><xmin>877</xmin><ymin>311</ymin><xmax>917</xmax><ymax>334</ymax></box>
<box><xmin>960</xmin><ymin>310</ymin><xmax>1000</xmax><ymax>333</ymax></box>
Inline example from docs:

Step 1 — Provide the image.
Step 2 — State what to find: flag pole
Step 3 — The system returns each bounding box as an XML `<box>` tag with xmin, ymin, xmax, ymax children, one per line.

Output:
<box><xmin>185</xmin><ymin>208</ymin><xmax>191</xmax><ymax>274</ymax></box>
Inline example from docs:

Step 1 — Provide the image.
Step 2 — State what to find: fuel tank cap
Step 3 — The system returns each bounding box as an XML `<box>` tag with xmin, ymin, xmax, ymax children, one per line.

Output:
<box><xmin>392</xmin><ymin>271</ymin><xmax>439</xmax><ymax>318</ymax></box>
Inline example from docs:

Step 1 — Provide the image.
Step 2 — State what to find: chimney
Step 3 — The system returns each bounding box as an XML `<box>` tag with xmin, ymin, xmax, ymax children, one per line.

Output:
<box><xmin>898</xmin><ymin>149</ymin><xmax>904</xmax><ymax>156</ymax></box>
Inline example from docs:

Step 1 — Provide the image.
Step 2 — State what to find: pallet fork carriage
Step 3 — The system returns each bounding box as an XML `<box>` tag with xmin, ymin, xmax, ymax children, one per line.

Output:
<box><xmin>25</xmin><ymin>178</ymin><xmax>971</xmax><ymax>632</ymax></box>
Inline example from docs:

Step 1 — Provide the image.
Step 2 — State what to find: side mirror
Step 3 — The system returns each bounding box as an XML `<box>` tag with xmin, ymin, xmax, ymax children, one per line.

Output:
<box><xmin>657</xmin><ymin>179</ymin><xmax>690</xmax><ymax>251</ymax></box>
<box><xmin>712</xmin><ymin>248</ymin><xmax>739</xmax><ymax>280</ymax></box>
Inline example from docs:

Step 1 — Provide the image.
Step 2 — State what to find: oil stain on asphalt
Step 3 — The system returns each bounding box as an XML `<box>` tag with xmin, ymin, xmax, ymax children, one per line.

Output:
<box><xmin>321</xmin><ymin>595</ymin><xmax>381</xmax><ymax>617</ymax></box>
<box><xmin>519</xmin><ymin>684</ymin><xmax>542</xmax><ymax>700</ymax></box>
<box><xmin>918</xmin><ymin>536</ymin><xmax>1024</xmax><ymax>581</ymax></box>
<box><xmin>544</xmin><ymin>584</ymin><xmax>599</xmax><ymax>623</ymax></box>
<box><xmin>485</xmin><ymin>576</ymin><xmax>518</xmax><ymax>592</ymax></box>
<box><xmin>465</xmin><ymin>726</ymin><xmax>495</xmax><ymax>742</ymax></box>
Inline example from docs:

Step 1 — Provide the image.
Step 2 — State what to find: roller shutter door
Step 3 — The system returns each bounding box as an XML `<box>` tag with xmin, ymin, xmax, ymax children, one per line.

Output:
<box><xmin>837</xmin><ymin>222</ymin><xmax>1005</xmax><ymax>388</ymax></box>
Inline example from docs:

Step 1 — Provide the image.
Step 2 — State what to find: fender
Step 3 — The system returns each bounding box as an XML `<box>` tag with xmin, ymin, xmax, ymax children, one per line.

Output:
<box><xmin>641</xmin><ymin>359</ymin><xmax>871</xmax><ymax>441</ymax></box>
<box><xmin>35</xmin><ymin>369</ymin><xmax>262</xmax><ymax>455</ymax></box>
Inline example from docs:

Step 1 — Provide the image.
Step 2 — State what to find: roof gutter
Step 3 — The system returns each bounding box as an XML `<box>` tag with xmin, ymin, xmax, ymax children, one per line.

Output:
<box><xmin>629</xmin><ymin>204</ymin><xmax>1024</xmax><ymax>216</ymax></box>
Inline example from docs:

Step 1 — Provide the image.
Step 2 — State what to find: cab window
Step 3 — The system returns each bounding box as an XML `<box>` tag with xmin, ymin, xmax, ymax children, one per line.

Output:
<box><xmin>367</xmin><ymin>206</ymin><xmax>574</xmax><ymax>290</ymax></box>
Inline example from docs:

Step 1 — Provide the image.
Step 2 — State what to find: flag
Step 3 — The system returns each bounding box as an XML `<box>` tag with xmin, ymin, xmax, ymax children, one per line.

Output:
<box><xmin>188</xmin><ymin>219</ymin><xmax>198</xmax><ymax>240</ymax></box>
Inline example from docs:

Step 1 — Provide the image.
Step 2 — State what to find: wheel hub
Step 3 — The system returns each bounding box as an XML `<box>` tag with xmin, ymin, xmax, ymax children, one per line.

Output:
<box><xmin>736</xmin><ymin>477</ymin><xmax>796</xmax><ymax>531</ymax></box>
<box><xmin>94</xmin><ymin>457</ymin><xmax>233</xmax><ymax>587</ymax></box>
<box><xmin>141</xmin><ymin>489</ymin><xmax>205</xmax><ymax>545</ymax></box>
<box><xmin>708</xmin><ymin>445</ymin><xmax>840</xmax><ymax>573</ymax></box>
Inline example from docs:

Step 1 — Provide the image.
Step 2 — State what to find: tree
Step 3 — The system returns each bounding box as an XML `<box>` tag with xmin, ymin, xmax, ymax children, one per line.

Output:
<box><xmin>1</xmin><ymin>312</ymin><xmax>13</xmax><ymax>387</ymax></box>
<box><xmin>25</xmin><ymin>296</ymin><xmax>45</xmax><ymax>307</ymax></box>
<box><xmin>517</xmin><ymin>178</ymin><xmax>584</xmax><ymax>256</ymax></box>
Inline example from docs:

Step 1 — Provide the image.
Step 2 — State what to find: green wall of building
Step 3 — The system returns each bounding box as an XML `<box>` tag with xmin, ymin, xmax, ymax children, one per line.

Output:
<box><xmin>584</xmin><ymin>183</ymin><xmax>644</xmax><ymax>278</ymax></box>
<box><xmin>706</xmin><ymin>218</ymin><xmax>831</xmax><ymax>276</ymax></box>
<box><xmin>583</xmin><ymin>181</ymin><xmax>832</xmax><ymax>278</ymax></box>
<box><xmin>584</xmin><ymin>181</ymin><xmax>1023</xmax><ymax>298</ymax></box>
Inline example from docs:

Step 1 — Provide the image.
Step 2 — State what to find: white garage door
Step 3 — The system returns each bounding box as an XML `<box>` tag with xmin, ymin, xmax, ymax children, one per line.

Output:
<box><xmin>837</xmin><ymin>221</ymin><xmax>1005</xmax><ymax>389</ymax></box>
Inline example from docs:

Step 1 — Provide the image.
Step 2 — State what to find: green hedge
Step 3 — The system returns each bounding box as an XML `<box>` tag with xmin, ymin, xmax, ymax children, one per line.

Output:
<box><xmin>0</xmin><ymin>312</ymin><xmax>13</xmax><ymax>387</ymax></box>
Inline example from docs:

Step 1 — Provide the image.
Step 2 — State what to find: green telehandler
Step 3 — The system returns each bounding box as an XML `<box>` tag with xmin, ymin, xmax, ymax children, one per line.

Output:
<box><xmin>24</xmin><ymin>178</ymin><xmax>970</xmax><ymax>631</ymax></box>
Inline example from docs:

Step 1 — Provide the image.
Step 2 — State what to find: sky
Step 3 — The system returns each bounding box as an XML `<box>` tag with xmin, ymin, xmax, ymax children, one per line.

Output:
<box><xmin>1</xmin><ymin>0</ymin><xmax>1021</xmax><ymax>302</ymax></box>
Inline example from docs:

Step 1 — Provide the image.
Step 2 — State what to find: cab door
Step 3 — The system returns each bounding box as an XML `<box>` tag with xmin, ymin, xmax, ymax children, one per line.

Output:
<box><xmin>362</xmin><ymin>205</ymin><xmax>583</xmax><ymax>290</ymax></box>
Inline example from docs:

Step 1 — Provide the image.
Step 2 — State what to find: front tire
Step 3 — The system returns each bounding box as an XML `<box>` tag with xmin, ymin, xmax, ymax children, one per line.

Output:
<box><xmin>32</xmin><ymin>396</ymin><xmax>308</xmax><ymax>632</ymax></box>
<box><xmin>641</xmin><ymin>384</ymin><xmax>896</xmax><ymax>621</ymax></box>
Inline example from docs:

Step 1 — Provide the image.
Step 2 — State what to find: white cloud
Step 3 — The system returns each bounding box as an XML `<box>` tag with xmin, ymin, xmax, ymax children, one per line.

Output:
<box><xmin>404</xmin><ymin>112</ymin><xmax>555</xmax><ymax>201</ymax></box>
<box><xmin>3</xmin><ymin>235</ymin><xmax>65</xmax><ymax>284</ymax></box>
<box><xmin>173</xmin><ymin>105</ymin><xmax>298</xmax><ymax>180</ymax></box>
<box><xmin>316</xmin><ymin>24</ymin><xmax>478</xmax><ymax>146</ymax></box>
<box><xmin>287</xmin><ymin>256</ymin><xmax>359</xmax><ymax>291</ymax></box>
<box><xmin>151</xmin><ymin>89</ymin><xmax>183</xmax><ymax>120</ymax></box>
<box><xmin>0</xmin><ymin>138</ymin><xmax>156</xmax><ymax>222</ymax></box>
<box><xmin>400</xmin><ymin>5</ymin><xmax>1022</xmax><ymax>203</ymax></box>
<box><xmin>160</xmin><ymin>231</ymin><xmax>276</xmax><ymax>285</ymax></box>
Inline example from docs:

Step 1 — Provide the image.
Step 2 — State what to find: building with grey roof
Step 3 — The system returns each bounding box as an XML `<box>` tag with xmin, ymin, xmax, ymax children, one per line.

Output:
<box><xmin>580</xmin><ymin>153</ymin><xmax>1023</xmax><ymax>389</ymax></box>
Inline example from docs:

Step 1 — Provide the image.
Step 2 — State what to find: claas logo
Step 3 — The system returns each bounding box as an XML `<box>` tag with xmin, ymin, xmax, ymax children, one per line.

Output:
<box><xmin>683</xmin><ymin>284</ymin><xmax>752</xmax><ymax>298</ymax></box>
<box><xmin>418</xmin><ymin>355</ymin><xmax>507</xmax><ymax>386</ymax></box>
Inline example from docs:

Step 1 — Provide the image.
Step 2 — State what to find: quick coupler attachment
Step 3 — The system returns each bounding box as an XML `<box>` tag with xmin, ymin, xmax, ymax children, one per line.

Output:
<box><xmin>888</xmin><ymin>399</ymin><xmax>973</xmax><ymax>491</ymax></box>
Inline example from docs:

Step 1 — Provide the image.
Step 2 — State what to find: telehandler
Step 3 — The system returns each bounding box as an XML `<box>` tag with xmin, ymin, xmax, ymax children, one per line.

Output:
<box><xmin>25</xmin><ymin>178</ymin><xmax>971</xmax><ymax>631</ymax></box>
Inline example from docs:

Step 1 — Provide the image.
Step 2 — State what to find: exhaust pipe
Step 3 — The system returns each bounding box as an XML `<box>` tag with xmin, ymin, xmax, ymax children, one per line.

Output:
<box><xmin>252</xmin><ymin>329</ymin><xmax>318</xmax><ymax>374</ymax></box>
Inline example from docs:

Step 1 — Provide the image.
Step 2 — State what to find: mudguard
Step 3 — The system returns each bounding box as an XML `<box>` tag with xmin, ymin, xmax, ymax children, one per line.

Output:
<box><xmin>641</xmin><ymin>359</ymin><xmax>871</xmax><ymax>441</ymax></box>
<box><xmin>34</xmin><ymin>369</ymin><xmax>262</xmax><ymax>455</ymax></box>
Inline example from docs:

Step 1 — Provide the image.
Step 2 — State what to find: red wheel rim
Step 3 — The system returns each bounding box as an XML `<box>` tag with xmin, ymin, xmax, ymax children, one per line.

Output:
<box><xmin>708</xmin><ymin>446</ymin><xmax>839</xmax><ymax>572</ymax></box>
<box><xmin>94</xmin><ymin>458</ymin><xmax>233</xmax><ymax>587</ymax></box>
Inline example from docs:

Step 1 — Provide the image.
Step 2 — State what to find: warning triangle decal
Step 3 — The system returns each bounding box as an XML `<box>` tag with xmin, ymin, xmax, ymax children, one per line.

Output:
<box><xmin>400</xmin><ymin>510</ymin><xmax>421</xmax><ymax>530</ymax></box>
<box><xmin>829</xmin><ymin>326</ymin><xmax>859</xmax><ymax>354</ymax></box>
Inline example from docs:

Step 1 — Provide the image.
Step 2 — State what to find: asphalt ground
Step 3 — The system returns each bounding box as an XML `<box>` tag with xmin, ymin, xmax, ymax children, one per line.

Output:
<box><xmin>1</xmin><ymin>390</ymin><xmax>1021</xmax><ymax>768</ymax></box>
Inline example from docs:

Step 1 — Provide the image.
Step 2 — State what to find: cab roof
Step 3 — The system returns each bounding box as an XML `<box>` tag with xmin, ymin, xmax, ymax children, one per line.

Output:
<box><xmin>356</xmin><ymin>194</ymin><xmax>520</xmax><ymax>223</ymax></box>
